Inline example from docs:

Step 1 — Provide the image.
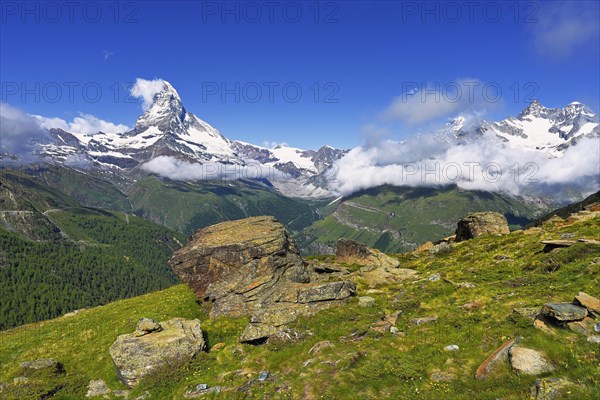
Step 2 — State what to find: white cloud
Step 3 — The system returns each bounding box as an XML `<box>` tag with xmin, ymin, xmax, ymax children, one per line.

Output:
<box><xmin>382</xmin><ymin>78</ymin><xmax>499</xmax><ymax>125</ymax></box>
<box><xmin>130</xmin><ymin>78</ymin><xmax>166</xmax><ymax>111</ymax></box>
<box><xmin>531</xmin><ymin>1</ymin><xmax>600</xmax><ymax>59</ymax></box>
<box><xmin>141</xmin><ymin>156</ymin><xmax>288</xmax><ymax>181</ymax></box>
<box><xmin>0</xmin><ymin>103</ymin><xmax>50</xmax><ymax>158</ymax></box>
<box><xmin>329</xmin><ymin>134</ymin><xmax>600</xmax><ymax>199</ymax></box>
<box><xmin>34</xmin><ymin>113</ymin><xmax>130</xmax><ymax>135</ymax></box>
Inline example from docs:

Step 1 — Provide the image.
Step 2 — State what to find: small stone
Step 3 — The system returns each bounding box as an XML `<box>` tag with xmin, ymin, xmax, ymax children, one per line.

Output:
<box><xmin>257</xmin><ymin>371</ymin><xmax>270</xmax><ymax>381</ymax></box>
<box><xmin>457</xmin><ymin>282</ymin><xmax>476</xmax><ymax>289</ymax></box>
<box><xmin>541</xmin><ymin>303</ymin><xmax>587</xmax><ymax>322</ymax></box>
<box><xmin>444</xmin><ymin>344</ymin><xmax>459</xmax><ymax>352</ymax></box>
<box><xmin>530</xmin><ymin>377</ymin><xmax>574</xmax><ymax>400</ymax></box>
<box><xmin>587</xmin><ymin>335</ymin><xmax>600</xmax><ymax>344</ymax></box>
<box><xmin>86</xmin><ymin>380</ymin><xmax>111</xmax><ymax>398</ymax></box>
<box><xmin>113</xmin><ymin>390</ymin><xmax>130</xmax><ymax>398</ymax></box>
<box><xmin>427</xmin><ymin>273</ymin><xmax>441</xmax><ymax>282</ymax></box>
<box><xmin>358</xmin><ymin>296</ymin><xmax>376</xmax><ymax>307</ymax></box>
<box><xmin>390</xmin><ymin>327</ymin><xmax>400</xmax><ymax>335</ymax></box>
<box><xmin>134</xmin><ymin>318</ymin><xmax>162</xmax><ymax>337</ymax></box>
<box><xmin>595</xmin><ymin>323</ymin><xmax>600</xmax><ymax>333</ymax></box>
<box><xmin>509</xmin><ymin>347</ymin><xmax>555</xmax><ymax>375</ymax></box>
<box><xmin>210</xmin><ymin>342</ymin><xmax>226</xmax><ymax>351</ymax></box>
<box><xmin>196</xmin><ymin>384</ymin><xmax>208</xmax><ymax>391</ymax></box>
<box><xmin>429</xmin><ymin>370</ymin><xmax>456</xmax><ymax>382</ymax></box>
<box><xmin>13</xmin><ymin>376</ymin><xmax>29</xmax><ymax>384</ymax></box>
<box><xmin>409</xmin><ymin>316</ymin><xmax>438</xmax><ymax>326</ymax></box>
<box><xmin>533</xmin><ymin>317</ymin><xmax>555</xmax><ymax>334</ymax></box>
<box><xmin>475</xmin><ymin>338</ymin><xmax>518</xmax><ymax>380</ymax></box>
<box><xmin>512</xmin><ymin>307</ymin><xmax>541</xmax><ymax>321</ymax></box>
<box><xmin>574</xmin><ymin>292</ymin><xmax>600</xmax><ymax>315</ymax></box>
<box><xmin>567</xmin><ymin>317</ymin><xmax>596</xmax><ymax>336</ymax></box>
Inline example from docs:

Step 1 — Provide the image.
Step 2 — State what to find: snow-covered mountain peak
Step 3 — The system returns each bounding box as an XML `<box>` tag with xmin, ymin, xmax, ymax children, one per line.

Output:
<box><xmin>517</xmin><ymin>99</ymin><xmax>549</xmax><ymax>119</ymax></box>
<box><xmin>133</xmin><ymin>81</ymin><xmax>186</xmax><ymax>134</ymax></box>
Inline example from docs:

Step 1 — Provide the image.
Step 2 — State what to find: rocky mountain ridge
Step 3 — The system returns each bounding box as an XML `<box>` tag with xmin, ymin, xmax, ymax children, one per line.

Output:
<box><xmin>29</xmin><ymin>81</ymin><xmax>599</xmax><ymax>198</ymax></box>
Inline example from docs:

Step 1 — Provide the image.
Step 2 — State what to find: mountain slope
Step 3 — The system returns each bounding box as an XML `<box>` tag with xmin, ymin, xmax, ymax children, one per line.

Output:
<box><xmin>299</xmin><ymin>186</ymin><xmax>547</xmax><ymax>254</ymax></box>
<box><xmin>1</xmin><ymin>210</ymin><xmax>598</xmax><ymax>399</ymax></box>
<box><xmin>127</xmin><ymin>176</ymin><xmax>323</xmax><ymax>235</ymax></box>
<box><xmin>0</xmin><ymin>170</ymin><xmax>186</xmax><ymax>330</ymax></box>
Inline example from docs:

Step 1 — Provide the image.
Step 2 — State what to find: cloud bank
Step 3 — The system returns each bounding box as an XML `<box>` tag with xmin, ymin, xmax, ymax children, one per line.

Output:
<box><xmin>131</xmin><ymin>78</ymin><xmax>166</xmax><ymax>111</ymax></box>
<box><xmin>0</xmin><ymin>103</ymin><xmax>50</xmax><ymax>159</ymax></box>
<box><xmin>329</xmin><ymin>134</ymin><xmax>600</xmax><ymax>199</ymax></box>
<box><xmin>34</xmin><ymin>113</ymin><xmax>130</xmax><ymax>135</ymax></box>
<box><xmin>141</xmin><ymin>156</ymin><xmax>287</xmax><ymax>181</ymax></box>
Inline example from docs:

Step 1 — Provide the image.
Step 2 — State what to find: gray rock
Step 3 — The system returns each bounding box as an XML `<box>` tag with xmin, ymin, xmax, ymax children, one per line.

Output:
<box><xmin>530</xmin><ymin>377</ymin><xmax>574</xmax><ymax>400</ymax></box>
<box><xmin>587</xmin><ymin>335</ymin><xmax>600</xmax><ymax>344</ymax></box>
<box><xmin>358</xmin><ymin>296</ymin><xmax>376</xmax><ymax>307</ymax></box>
<box><xmin>595</xmin><ymin>323</ymin><xmax>600</xmax><ymax>333</ymax></box>
<box><xmin>409</xmin><ymin>316</ymin><xmax>438</xmax><ymax>326</ymax></box>
<box><xmin>86</xmin><ymin>380</ymin><xmax>111</xmax><ymax>398</ymax></box>
<box><xmin>183</xmin><ymin>383</ymin><xmax>223</xmax><ymax>398</ymax></box>
<box><xmin>455</xmin><ymin>212</ymin><xmax>509</xmax><ymax>242</ymax></box>
<box><xmin>134</xmin><ymin>318</ymin><xmax>162</xmax><ymax>337</ymax></box>
<box><xmin>541</xmin><ymin>303</ymin><xmax>588</xmax><ymax>321</ymax></box>
<box><xmin>429</xmin><ymin>371</ymin><xmax>456</xmax><ymax>382</ymax></box>
<box><xmin>258</xmin><ymin>371</ymin><xmax>270</xmax><ymax>381</ymax></box>
<box><xmin>509</xmin><ymin>347</ymin><xmax>555</xmax><ymax>375</ymax></box>
<box><xmin>19</xmin><ymin>358</ymin><xmax>63</xmax><ymax>375</ymax></box>
<box><xmin>170</xmin><ymin>217</ymin><xmax>356</xmax><ymax>343</ymax></box>
<box><xmin>427</xmin><ymin>273</ymin><xmax>441</xmax><ymax>282</ymax></box>
<box><xmin>297</xmin><ymin>281</ymin><xmax>356</xmax><ymax>303</ymax></box>
<box><xmin>13</xmin><ymin>376</ymin><xmax>29</xmax><ymax>385</ymax></box>
<box><xmin>113</xmin><ymin>390</ymin><xmax>130</xmax><ymax>398</ymax></box>
<box><xmin>335</xmin><ymin>238</ymin><xmax>399</xmax><ymax>268</ymax></box>
<box><xmin>512</xmin><ymin>307</ymin><xmax>541</xmax><ymax>321</ymax></box>
<box><xmin>109</xmin><ymin>318</ymin><xmax>206</xmax><ymax>388</ymax></box>
<box><xmin>390</xmin><ymin>327</ymin><xmax>400</xmax><ymax>335</ymax></box>
<box><xmin>444</xmin><ymin>344</ymin><xmax>459</xmax><ymax>352</ymax></box>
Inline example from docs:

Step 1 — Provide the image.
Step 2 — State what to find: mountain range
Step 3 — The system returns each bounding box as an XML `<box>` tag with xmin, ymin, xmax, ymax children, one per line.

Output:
<box><xmin>28</xmin><ymin>81</ymin><xmax>599</xmax><ymax>198</ymax></box>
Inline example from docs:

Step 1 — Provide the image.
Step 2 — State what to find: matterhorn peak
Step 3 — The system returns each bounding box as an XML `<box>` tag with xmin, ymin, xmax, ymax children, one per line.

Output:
<box><xmin>133</xmin><ymin>81</ymin><xmax>187</xmax><ymax>134</ymax></box>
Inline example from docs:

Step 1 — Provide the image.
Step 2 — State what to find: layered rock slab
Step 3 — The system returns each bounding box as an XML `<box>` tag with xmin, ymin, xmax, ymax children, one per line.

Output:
<box><xmin>169</xmin><ymin>216</ymin><xmax>355</xmax><ymax>343</ymax></box>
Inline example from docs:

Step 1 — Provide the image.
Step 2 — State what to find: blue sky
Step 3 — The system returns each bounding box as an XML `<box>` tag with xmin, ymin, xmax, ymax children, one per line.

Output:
<box><xmin>1</xmin><ymin>0</ymin><xmax>599</xmax><ymax>149</ymax></box>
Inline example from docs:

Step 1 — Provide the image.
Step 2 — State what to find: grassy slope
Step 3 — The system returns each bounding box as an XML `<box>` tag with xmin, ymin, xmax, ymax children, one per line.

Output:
<box><xmin>127</xmin><ymin>176</ymin><xmax>321</xmax><ymax>235</ymax></box>
<box><xmin>0</xmin><ymin>170</ymin><xmax>187</xmax><ymax>330</ymax></box>
<box><xmin>300</xmin><ymin>186</ymin><xmax>547</xmax><ymax>254</ymax></box>
<box><xmin>1</xmin><ymin>214</ymin><xmax>598</xmax><ymax>399</ymax></box>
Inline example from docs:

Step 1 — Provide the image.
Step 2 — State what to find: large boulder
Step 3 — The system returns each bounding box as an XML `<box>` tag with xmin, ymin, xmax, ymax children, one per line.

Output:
<box><xmin>169</xmin><ymin>216</ymin><xmax>310</xmax><ymax>317</ymax></box>
<box><xmin>335</xmin><ymin>238</ymin><xmax>399</xmax><ymax>268</ymax></box>
<box><xmin>169</xmin><ymin>216</ymin><xmax>355</xmax><ymax>343</ymax></box>
<box><xmin>109</xmin><ymin>318</ymin><xmax>205</xmax><ymax>388</ymax></box>
<box><xmin>455</xmin><ymin>212</ymin><xmax>510</xmax><ymax>242</ymax></box>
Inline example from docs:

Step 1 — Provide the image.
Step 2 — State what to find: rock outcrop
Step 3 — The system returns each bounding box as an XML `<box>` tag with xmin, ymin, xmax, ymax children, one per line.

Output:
<box><xmin>109</xmin><ymin>318</ymin><xmax>205</xmax><ymax>388</ymax></box>
<box><xmin>169</xmin><ymin>216</ymin><xmax>356</xmax><ymax>343</ymax></box>
<box><xmin>336</xmin><ymin>238</ymin><xmax>399</xmax><ymax>268</ymax></box>
<box><xmin>455</xmin><ymin>212</ymin><xmax>510</xmax><ymax>242</ymax></box>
